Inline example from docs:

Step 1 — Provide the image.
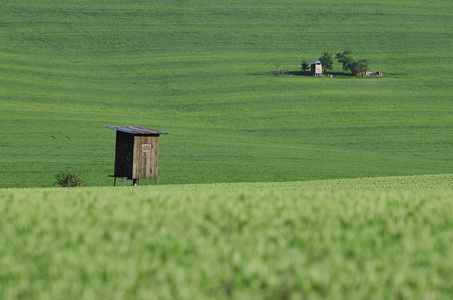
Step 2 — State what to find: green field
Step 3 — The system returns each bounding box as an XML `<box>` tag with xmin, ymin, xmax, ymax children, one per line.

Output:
<box><xmin>1</xmin><ymin>175</ymin><xmax>453</xmax><ymax>299</ymax></box>
<box><xmin>1</xmin><ymin>0</ymin><xmax>452</xmax><ymax>187</ymax></box>
<box><xmin>1</xmin><ymin>1</ymin><xmax>453</xmax><ymax>299</ymax></box>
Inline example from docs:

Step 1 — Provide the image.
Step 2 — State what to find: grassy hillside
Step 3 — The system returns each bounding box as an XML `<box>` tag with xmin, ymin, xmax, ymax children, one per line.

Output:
<box><xmin>1</xmin><ymin>0</ymin><xmax>453</xmax><ymax>187</ymax></box>
<box><xmin>1</xmin><ymin>175</ymin><xmax>453</xmax><ymax>299</ymax></box>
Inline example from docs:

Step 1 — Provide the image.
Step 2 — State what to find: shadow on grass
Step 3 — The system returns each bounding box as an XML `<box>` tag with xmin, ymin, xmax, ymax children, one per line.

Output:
<box><xmin>251</xmin><ymin>71</ymin><xmax>375</xmax><ymax>78</ymax></box>
<box><xmin>261</xmin><ymin>71</ymin><xmax>355</xmax><ymax>77</ymax></box>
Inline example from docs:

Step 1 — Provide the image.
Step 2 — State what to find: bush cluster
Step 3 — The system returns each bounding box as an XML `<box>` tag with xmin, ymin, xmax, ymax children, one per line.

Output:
<box><xmin>301</xmin><ymin>50</ymin><xmax>369</xmax><ymax>76</ymax></box>
<box><xmin>54</xmin><ymin>170</ymin><xmax>85</xmax><ymax>187</ymax></box>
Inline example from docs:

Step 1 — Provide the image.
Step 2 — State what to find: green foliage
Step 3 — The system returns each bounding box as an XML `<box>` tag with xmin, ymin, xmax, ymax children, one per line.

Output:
<box><xmin>54</xmin><ymin>170</ymin><xmax>85</xmax><ymax>187</ymax></box>
<box><xmin>318</xmin><ymin>51</ymin><xmax>333</xmax><ymax>74</ymax></box>
<box><xmin>1</xmin><ymin>175</ymin><xmax>453</xmax><ymax>299</ymax></box>
<box><xmin>300</xmin><ymin>59</ymin><xmax>309</xmax><ymax>73</ymax></box>
<box><xmin>335</xmin><ymin>50</ymin><xmax>354</xmax><ymax>72</ymax></box>
<box><xmin>0</xmin><ymin>0</ymin><xmax>453</xmax><ymax>187</ymax></box>
<box><xmin>353</xmin><ymin>58</ymin><xmax>369</xmax><ymax>76</ymax></box>
<box><xmin>335</xmin><ymin>50</ymin><xmax>369</xmax><ymax>76</ymax></box>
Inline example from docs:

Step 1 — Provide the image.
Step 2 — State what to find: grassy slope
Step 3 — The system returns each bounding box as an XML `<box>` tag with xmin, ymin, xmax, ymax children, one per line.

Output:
<box><xmin>1</xmin><ymin>0</ymin><xmax>453</xmax><ymax>187</ymax></box>
<box><xmin>1</xmin><ymin>175</ymin><xmax>453</xmax><ymax>299</ymax></box>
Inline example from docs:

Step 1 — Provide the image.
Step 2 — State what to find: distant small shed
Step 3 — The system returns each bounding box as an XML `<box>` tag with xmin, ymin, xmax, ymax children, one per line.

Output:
<box><xmin>310</xmin><ymin>59</ymin><xmax>323</xmax><ymax>76</ymax></box>
<box><xmin>106</xmin><ymin>126</ymin><xmax>169</xmax><ymax>186</ymax></box>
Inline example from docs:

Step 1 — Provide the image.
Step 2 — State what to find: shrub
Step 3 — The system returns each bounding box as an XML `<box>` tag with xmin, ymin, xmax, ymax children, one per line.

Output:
<box><xmin>54</xmin><ymin>170</ymin><xmax>85</xmax><ymax>187</ymax></box>
<box><xmin>301</xmin><ymin>60</ymin><xmax>309</xmax><ymax>74</ymax></box>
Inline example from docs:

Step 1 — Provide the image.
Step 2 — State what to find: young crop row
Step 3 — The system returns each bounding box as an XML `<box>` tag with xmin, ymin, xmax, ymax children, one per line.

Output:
<box><xmin>1</xmin><ymin>183</ymin><xmax>453</xmax><ymax>299</ymax></box>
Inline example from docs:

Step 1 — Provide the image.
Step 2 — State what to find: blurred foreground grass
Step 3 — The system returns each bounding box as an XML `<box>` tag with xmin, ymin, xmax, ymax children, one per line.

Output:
<box><xmin>1</xmin><ymin>175</ymin><xmax>453</xmax><ymax>299</ymax></box>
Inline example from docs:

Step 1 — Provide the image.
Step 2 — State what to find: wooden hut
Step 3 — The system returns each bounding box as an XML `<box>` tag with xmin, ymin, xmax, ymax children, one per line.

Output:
<box><xmin>310</xmin><ymin>59</ymin><xmax>323</xmax><ymax>76</ymax></box>
<box><xmin>106</xmin><ymin>126</ymin><xmax>169</xmax><ymax>186</ymax></box>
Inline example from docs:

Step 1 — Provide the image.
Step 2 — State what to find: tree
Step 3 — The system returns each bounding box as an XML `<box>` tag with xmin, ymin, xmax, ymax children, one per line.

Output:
<box><xmin>335</xmin><ymin>50</ymin><xmax>354</xmax><ymax>72</ymax></box>
<box><xmin>335</xmin><ymin>50</ymin><xmax>368</xmax><ymax>76</ymax></box>
<box><xmin>301</xmin><ymin>60</ymin><xmax>309</xmax><ymax>74</ymax></box>
<box><xmin>318</xmin><ymin>52</ymin><xmax>333</xmax><ymax>74</ymax></box>
<box><xmin>351</xmin><ymin>59</ymin><xmax>368</xmax><ymax>76</ymax></box>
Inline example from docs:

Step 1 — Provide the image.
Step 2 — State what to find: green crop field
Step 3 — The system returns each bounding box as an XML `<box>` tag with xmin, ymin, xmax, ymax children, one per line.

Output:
<box><xmin>1</xmin><ymin>0</ymin><xmax>452</xmax><ymax>187</ymax></box>
<box><xmin>1</xmin><ymin>175</ymin><xmax>453</xmax><ymax>300</ymax></box>
<box><xmin>1</xmin><ymin>0</ymin><xmax>453</xmax><ymax>299</ymax></box>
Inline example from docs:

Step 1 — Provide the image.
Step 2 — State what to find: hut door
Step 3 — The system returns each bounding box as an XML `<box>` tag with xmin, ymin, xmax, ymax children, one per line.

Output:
<box><xmin>133</xmin><ymin>136</ymin><xmax>159</xmax><ymax>179</ymax></box>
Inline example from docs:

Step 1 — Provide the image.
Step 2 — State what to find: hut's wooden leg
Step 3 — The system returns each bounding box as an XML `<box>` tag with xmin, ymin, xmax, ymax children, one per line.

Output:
<box><xmin>155</xmin><ymin>179</ymin><xmax>158</xmax><ymax>186</ymax></box>
<box><xmin>114</xmin><ymin>177</ymin><xmax>116</xmax><ymax>187</ymax></box>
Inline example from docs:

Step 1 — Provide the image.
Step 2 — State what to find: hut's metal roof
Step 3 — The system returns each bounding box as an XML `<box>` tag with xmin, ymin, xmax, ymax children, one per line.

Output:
<box><xmin>106</xmin><ymin>126</ymin><xmax>169</xmax><ymax>135</ymax></box>
<box><xmin>310</xmin><ymin>59</ymin><xmax>321</xmax><ymax>65</ymax></box>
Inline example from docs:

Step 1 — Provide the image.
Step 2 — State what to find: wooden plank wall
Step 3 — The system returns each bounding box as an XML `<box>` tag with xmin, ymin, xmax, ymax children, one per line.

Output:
<box><xmin>132</xmin><ymin>136</ymin><xmax>160</xmax><ymax>179</ymax></box>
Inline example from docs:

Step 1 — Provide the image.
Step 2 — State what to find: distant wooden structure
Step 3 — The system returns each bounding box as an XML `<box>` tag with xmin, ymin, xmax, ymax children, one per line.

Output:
<box><xmin>365</xmin><ymin>70</ymin><xmax>382</xmax><ymax>77</ymax></box>
<box><xmin>278</xmin><ymin>68</ymin><xmax>289</xmax><ymax>75</ymax></box>
<box><xmin>106</xmin><ymin>126</ymin><xmax>169</xmax><ymax>186</ymax></box>
<box><xmin>310</xmin><ymin>59</ymin><xmax>323</xmax><ymax>76</ymax></box>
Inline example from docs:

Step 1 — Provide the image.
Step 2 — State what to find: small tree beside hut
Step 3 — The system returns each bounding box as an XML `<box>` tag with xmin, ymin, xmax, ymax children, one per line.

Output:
<box><xmin>301</xmin><ymin>60</ymin><xmax>309</xmax><ymax>74</ymax></box>
<box><xmin>318</xmin><ymin>52</ymin><xmax>333</xmax><ymax>74</ymax></box>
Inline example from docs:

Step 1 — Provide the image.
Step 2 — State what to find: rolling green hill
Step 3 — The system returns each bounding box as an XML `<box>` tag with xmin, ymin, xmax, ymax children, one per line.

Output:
<box><xmin>1</xmin><ymin>0</ymin><xmax>452</xmax><ymax>187</ymax></box>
